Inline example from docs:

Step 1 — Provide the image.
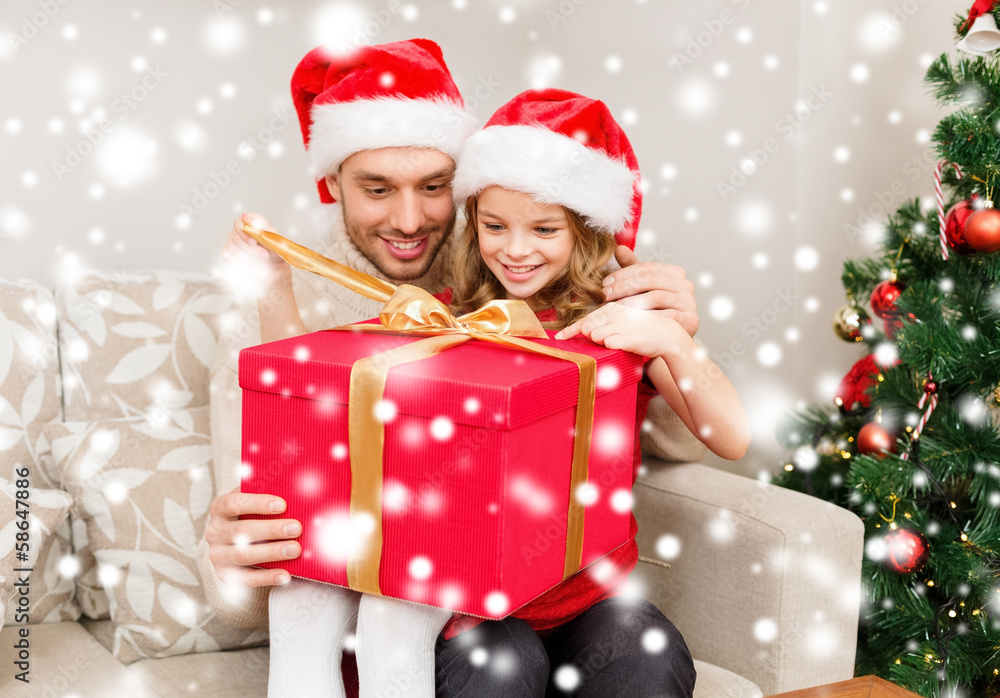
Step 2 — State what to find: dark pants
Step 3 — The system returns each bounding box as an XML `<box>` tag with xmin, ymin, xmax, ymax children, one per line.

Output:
<box><xmin>435</xmin><ymin>598</ymin><xmax>697</xmax><ymax>697</ymax></box>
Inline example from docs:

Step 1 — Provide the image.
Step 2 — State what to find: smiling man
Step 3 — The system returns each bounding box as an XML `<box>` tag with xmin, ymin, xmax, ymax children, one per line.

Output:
<box><xmin>326</xmin><ymin>146</ymin><xmax>456</xmax><ymax>280</ymax></box>
<box><xmin>203</xmin><ymin>38</ymin><xmax>707</xmax><ymax>698</ymax></box>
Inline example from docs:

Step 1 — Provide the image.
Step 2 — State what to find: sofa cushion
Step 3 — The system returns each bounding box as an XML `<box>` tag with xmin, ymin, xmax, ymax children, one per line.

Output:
<box><xmin>46</xmin><ymin>404</ymin><xmax>218</xmax><ymax>621</ymax></box>
<box><xmin>49</xmin><ymin>406</ymin><xmax>267</xmax><ymax>663</ymax></box>
<box><xmin>0</xmin><ymin>280</ymin><xmax>62</xmax><ymax>486</ymax></box>
<box><xmin>693</xmin><ymin>660</ymin><xmax>763</xmax><ymax>698</ymax></box>
<box><xmin>0</xmin><ymin>479</ymin><xmax>79</xmax><ymax>628</ymax></box>
<box><xmin>56</xmin><ymin>270</ymin><xmax>234</xmax><ymax>422</ymax></box>
<box><xmin>119</xmin><ymin>647</ymin><xmax>764</xmax><ymax>698</ymax></box>
<box><xmin>0</xmin><ymin>621</ymin><xmax>159</xmax><ymax>696</ymax></box>
<box><xmin>127</xmin><ymin>645</ymin><xmax>270</xmax><ymax>697</ymax></box>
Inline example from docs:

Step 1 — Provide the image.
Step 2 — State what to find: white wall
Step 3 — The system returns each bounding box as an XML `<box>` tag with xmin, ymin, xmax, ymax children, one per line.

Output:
<box><xmin>0</xmin><ymin>0</ymin><xmax>965</xmax><ymax>477</ymax></box>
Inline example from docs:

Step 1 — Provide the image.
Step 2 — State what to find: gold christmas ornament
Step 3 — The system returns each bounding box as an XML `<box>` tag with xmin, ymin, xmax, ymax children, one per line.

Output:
<box><xmin>833</xmin><ymin>302</ymin><xmax>868</xmax><ymax>342</ymax></box>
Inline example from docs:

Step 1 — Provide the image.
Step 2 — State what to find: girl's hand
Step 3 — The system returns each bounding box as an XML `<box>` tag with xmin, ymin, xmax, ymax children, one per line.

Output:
<box><xmin>555</xmin><ymin>302</ymin><xmax>678</xmax><ymax>358</ymax></box>
<box><xmin>221</xmin><ymin>213</ymin><xmax>289</xmax><ymax>283</ymax></box>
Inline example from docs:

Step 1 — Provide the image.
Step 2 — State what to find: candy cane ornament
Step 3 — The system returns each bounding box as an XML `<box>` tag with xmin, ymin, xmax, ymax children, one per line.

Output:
<box><xmin>935</xmin><ymin>160</ymin><xmax>963</xmax><ymax>260</ymax></box>
<box><xmin>901</xmin><ymin>379</ymin><xmax>938</xmax><ymax>461</ymax></box>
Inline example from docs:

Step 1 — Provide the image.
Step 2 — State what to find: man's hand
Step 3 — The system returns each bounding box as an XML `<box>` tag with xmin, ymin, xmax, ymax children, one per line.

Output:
<box><xmin>205</xmin><ymin>487</ymin><xmax>301</xmax><ymax>587</ymax></box>
<box><xmin>602</xmin><ymin>245</ymin><xmax>699</xmax><ymax>338</ymax></box>
<box><xmin>221</xmin><ymin>213</ymin><xmax>290</xmax><ymax>287</ymax></box>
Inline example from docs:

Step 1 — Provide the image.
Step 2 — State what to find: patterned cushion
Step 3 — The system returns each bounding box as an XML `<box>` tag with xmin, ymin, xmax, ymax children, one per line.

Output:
<box><xmin>56</xmin><ymin>271</ymin><xmax>234</xmax><ymax>422</ymax></box>
<box><xmin>0</xmin><ymin>479</ymin><xmax>79</xmax><ymax>629</ymax></box>
<box><xmin>48</xmin><ymin>406</ymin><xmax>266</xmax><ymax>663</ymax></box>
<box><xmin>0</xmin><ymin>280</ymin><xmax>62</xmax><ymax>487</ymax></box>
<box><xmin>0</xmin><ymin>281</ymin><xmax>79</xmax><ymax>628</ymax></box>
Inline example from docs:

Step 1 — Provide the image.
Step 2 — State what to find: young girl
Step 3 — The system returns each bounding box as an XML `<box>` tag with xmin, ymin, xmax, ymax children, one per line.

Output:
<box><xmin>431</xmin><ymin>90</ymin><xmax>750</xmax><ymax>682</ymax></box>
<box><xmin>237</xmin><ymin>89</ymin><xmax>750</xmax><ymax>697</ymax></box>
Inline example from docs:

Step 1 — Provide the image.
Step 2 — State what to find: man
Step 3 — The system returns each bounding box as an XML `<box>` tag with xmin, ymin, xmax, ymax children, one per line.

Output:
<box><xmin>202</xmin><ymin>39</ymin><xmax>701</xmax><ymax>696</ymax></box>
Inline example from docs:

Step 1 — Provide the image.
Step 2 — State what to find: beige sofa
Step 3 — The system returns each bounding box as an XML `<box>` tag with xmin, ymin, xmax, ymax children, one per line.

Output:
<box><xmin>0</xmin><ymin>272</ymin><xmax>864</xmax><ymax>697</ymax></box>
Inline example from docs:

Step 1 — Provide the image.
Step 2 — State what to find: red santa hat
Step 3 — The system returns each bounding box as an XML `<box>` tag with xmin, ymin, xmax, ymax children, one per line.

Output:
<box><xmin>291</xmin><ymin>39</ymin><xmax>478</xmax><ymax>204</ymax></box>
<box><xmin>452</xmin><ymin>89</ymin><xmax>642</xmax><ymax>249</ymax></box>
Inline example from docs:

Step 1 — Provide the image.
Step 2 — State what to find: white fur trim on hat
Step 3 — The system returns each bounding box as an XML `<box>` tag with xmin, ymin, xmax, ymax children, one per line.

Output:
<box><xmin>452</xmin><ymin>125</ymin><xmax>637</xmax><ymax>234</ymax></box>
<box><xmin>307</xmin><ymin>97</ymin><xmax>479</xmax><ymax>176</ymax></box>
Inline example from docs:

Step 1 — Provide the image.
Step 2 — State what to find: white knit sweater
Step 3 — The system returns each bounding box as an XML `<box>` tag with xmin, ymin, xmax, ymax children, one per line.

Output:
<box><xmin>197</xmin><ymin>204</ymin><xmax>707</xmax><ymax>628</ymax></box>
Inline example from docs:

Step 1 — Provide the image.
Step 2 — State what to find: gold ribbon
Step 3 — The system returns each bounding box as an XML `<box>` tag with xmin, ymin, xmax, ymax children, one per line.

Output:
<box><xmin>243</xmin><ymin>223</ymin><xmax>596</xmax><ymax>595</ymax></box>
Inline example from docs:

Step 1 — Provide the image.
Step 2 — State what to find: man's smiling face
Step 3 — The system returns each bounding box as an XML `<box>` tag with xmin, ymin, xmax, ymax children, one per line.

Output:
<box><xmin>327</xmin><ymin>147</ymin><xmax>457</xmax><ymax>282</ymax></box>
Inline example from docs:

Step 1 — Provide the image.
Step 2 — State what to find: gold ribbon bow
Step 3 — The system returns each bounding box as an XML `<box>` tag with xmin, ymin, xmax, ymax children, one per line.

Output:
<box><xmin>243</xmin><ymin>223</ymin><xmax>596</xmax><ymax>596</ymax></box>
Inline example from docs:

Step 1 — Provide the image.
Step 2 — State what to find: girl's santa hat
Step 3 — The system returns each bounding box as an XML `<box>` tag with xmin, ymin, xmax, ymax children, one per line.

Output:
<box><xmin>452</xmin><ymin>89</ymin><xmax>642</xmax><ymax>249</ymax></box>
<box><xmin>291</xmin><ymin>39</ymin><xmax>478</xmax><ymax>204</ymax></box>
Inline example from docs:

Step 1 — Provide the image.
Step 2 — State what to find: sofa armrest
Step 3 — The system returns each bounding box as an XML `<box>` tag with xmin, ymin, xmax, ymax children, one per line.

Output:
<box><xmin>631</xmin><ymin>461</ymin><xmax>863</xmax><ymax>696</ymax></box>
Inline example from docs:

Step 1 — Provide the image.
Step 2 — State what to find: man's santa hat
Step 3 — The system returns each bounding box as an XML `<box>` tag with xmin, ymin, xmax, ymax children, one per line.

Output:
<box><xmin>291</xmin><ymin>39</ymin><xmax>478</xmax><ymax>204</ymax></box>
<box><xmin>452</xmin><ymin>89</ymin><xmax>642</xmax><ymax>249</ymax></box>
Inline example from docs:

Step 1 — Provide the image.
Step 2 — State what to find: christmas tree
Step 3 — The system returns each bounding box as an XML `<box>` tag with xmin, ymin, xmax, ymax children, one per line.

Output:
<box><xmin>774</xmin><ymin>9</ymin><xmax>1000</xmax><ymax>698</ymax></box>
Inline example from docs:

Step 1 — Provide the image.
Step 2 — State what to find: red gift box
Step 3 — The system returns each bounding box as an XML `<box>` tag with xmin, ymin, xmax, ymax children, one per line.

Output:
<box><xmin>239</xmin><ymin>325</ymin><xmax>645</xmax><ymax>619</ymax></box>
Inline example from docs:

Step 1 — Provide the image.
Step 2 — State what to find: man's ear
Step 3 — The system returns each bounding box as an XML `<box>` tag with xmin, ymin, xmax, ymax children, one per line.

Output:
<box><xmin>324</xmin><ymin>173</ymin><xmax>341</xmax><ymax>202</ymax></box>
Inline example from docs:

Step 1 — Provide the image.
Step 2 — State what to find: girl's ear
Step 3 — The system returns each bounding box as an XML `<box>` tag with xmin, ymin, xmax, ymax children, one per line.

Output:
<box><xmin>325</xmin><ymin>173</ymin><xmax>342</xmax><ymax>201</ymax></box>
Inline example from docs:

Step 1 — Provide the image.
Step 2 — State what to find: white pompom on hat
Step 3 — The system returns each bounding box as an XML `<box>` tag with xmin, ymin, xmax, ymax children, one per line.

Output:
<box><xmin>452</xmin><ymin>88</ymin><xmax>642</xmax><ymax>249</ymax></box>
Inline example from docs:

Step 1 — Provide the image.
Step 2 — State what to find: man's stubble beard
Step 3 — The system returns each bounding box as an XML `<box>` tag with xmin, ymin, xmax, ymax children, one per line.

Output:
<box><xmin>340</xmin><ymin>199</ymin><xmax>457</xmax><ymax>284</ymax></box>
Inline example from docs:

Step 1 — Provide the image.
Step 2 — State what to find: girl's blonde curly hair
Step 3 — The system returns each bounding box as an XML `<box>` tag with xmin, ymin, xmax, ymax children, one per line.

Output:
<box><xmin>451</xmin><ymin>193</ymin><xmax>617</xmax><ymax>330</ymax></box>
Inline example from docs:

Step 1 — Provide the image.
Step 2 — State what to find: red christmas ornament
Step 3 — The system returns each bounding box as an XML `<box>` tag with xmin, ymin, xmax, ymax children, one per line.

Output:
<box><xmin>884</xmin><ymin>316</ymin><xmax>904</xmax><ymax>341</ymax></box>
<box><xmin>836</xmin><ymin>355</ymin><xmax>880</xmax><ymax>411</ymax></box>
<box><xmin>943</xmin><ymin>197</ymin><xmax>978</xmax><ymax>255</ymax></box>
<box><xmin>870</xmin><ymin>280</ymin><xmax>905</xmax><ymax>319</ymax></box>
<box><xmin>883</xmin><ymin>528</ymin><xmax>930</xmax><ymax>575</ymax></box>
<box><xmin>964</xmin><ymin>205</ymin><xmax>1000</xmax><ymax>253</ymax></box>
<box><xmin>924</xmin><ymin>381</ymin><xmax>937</xmax><ymax>395</ymax></box>
<box><xmin>857</xmin><ymin>421</ymin><xmax>896</xmax><ymax>458</ymax></box>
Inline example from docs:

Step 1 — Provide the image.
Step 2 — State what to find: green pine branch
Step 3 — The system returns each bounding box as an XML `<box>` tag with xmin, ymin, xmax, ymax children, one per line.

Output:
<box><xmin>774</xmin><ymin>25</ymin><xmax>1000</xmax><ymax>696</ymax></box>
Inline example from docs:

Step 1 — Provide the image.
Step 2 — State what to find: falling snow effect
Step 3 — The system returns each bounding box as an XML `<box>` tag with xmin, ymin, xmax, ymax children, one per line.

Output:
<box><xmin>0</xmin><ymin>4</ymin><xmax>943</xmax><ymax>686</ymax></box>
<box><xmin>655</xmin><ymin>534</ymin><xmax>681</xmax><ymax>560</ymax></box>
<box><xmin>753</xmin><ymin>618</ymin><xmax>778</xmax><ymax>642</ymax></box>
<box><xmin>554</xmin><ymin>665</ymin><xmax>581</xmax><ymax>690</ymax></box>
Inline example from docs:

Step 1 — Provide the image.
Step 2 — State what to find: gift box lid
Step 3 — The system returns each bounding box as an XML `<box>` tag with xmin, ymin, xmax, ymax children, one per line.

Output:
<box><xmin>239</xmin><ymin>325</ymin><xmax>647</xmax><ymax>430</ymax></box>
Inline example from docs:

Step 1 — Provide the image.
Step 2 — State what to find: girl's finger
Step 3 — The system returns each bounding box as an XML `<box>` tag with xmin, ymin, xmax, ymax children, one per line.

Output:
<box><xmin>555</xmin><ymin>320</ymin><xmax>584</xmax><ymax>340</ymax></box>
<box><xmin>602</xmin><ymin>332</ymin><xmax>626</xmax><ymax>351</ymax></box>
<box><xmin>589</xmin><ymin>322</ymin><xmax>618</xmax><ymax>345</ymax></box>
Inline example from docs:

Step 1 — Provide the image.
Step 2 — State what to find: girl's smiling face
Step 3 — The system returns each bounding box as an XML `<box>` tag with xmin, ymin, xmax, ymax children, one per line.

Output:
<box><xmin>475</xmin><ymin>187</ymin><xmax>574</xmax><ymax>310</ymax></box>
